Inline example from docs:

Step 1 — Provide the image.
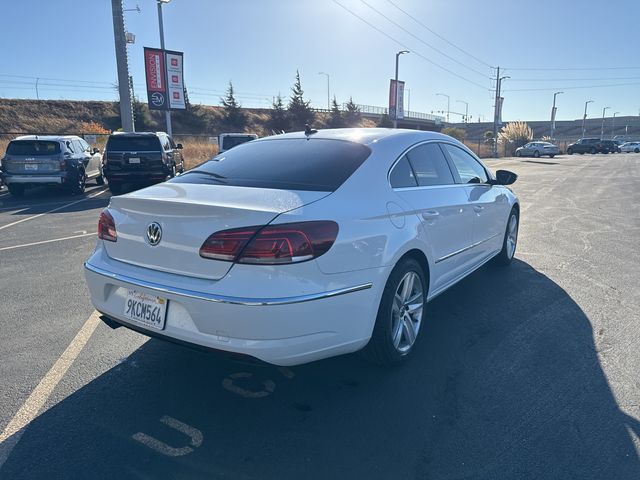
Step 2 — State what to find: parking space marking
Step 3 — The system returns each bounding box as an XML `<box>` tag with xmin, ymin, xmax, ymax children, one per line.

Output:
<box><xmin>0</xmin><ymin>311</ymin><xmax>101</xmax><ymax>470</ymax></box>
<box><xmin>0</xmin><ymin>232</ymin><xmax>95</xmax><ymax>251</ymax></box>
<box><xmin>222</xmin><ymin>372</ymin><xmax>276</xmax><ymax>398</ymax></box>
<box><xmin>132</xmin><ymin>416</ymin><xmax>203</xmax><ymax>457</ymax></box>
<box><xmin>0</xmin><ymin>188</ymin><xmax>107</xmax><ymax>231</ymax></box>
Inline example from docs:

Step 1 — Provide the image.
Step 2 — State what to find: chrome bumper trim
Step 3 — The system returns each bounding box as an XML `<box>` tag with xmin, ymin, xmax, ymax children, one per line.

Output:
<box><xmin>85</xmin><ymin>262</ymin><xmax>373</xmax><ymax>306</ymax></box>
<box><xmin>3</xmin><ymin>175</ymin><xmax>62</xmax><ymax>184</ymax></box>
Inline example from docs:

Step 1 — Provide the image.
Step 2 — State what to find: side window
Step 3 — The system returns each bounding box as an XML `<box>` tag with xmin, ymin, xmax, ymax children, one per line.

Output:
<box><xmin>79</xmin><ymin>139</ymin><xmax>90</xmax><ymax>152</ymax></box>
<box><xmin>443</xmin><ymin>144</ymin><xmax>488</xmax><ymax>184</ymax></box>
<box><xmin>406</xmin><ymin>143</ymin><xmax>454</xmax><ymax>186</ymax></box>
<box><xmin>72</xmin><ymin>140</ymin><xmax>85</xmax><ymax>155</ymax></box>
<box><xmin>161</xmin><ymin>136</ymin><xmax>171</xmax><ymax>151</ymax></box>
<box><xmin>168</xmin><ymin>136</ymin><xmax>177</xmax><ymax>149</ymax></box>
<box><xmin>389</xmin><ymin>156</ymin><xmax>417</xmax><ymax>188</ymax></box>
<box><xmin>65</xmin><ymin>141</ymin><xmax>75</xmax><ymax>153</ymax></box>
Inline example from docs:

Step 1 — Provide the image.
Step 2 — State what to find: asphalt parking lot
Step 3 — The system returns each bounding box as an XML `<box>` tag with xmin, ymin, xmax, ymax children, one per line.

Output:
<box><xmin>0</xmin><ymin>153</ymin><xmax>639</xmax><ymax>479</ymax></box>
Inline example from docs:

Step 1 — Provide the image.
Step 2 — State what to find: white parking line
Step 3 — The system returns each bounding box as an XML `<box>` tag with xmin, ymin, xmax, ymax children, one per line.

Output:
<box><xmin>0</xmin><ymin>188</ymin><xmax>107</xmax><ymax>231</ymax></box>
<box><xmin>0</xmin><ymin>232</ymin><xmax>95</xmax><ymax>252</ymax></box>
<box><xmin>0</xmin><ymin>311</ymin><xmax>101</xmax><ymax>470</ymax></box>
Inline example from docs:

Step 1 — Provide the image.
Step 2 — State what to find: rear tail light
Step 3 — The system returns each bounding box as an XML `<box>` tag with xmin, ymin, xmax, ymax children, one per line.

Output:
<box><xmin>98</xmin><ymin>210</ymin><xmax>117</xmax><ymax>242</ymax></box>
<box><xmin>199</xmin><ymin>221</ymin><xmax>338</xmax><ymax>265</ymax></box>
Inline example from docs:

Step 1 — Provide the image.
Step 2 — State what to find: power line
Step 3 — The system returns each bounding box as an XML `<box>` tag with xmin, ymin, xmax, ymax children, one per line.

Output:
<box><xmin>331</xmin><ymin>0</ymin><xmax>490</xmax><ymax>90</ymax></box>
<box><xmin>505</xmin><ymin>66</ymin><xmax>640</xmax><ymax>71</ymax></box>
<box><xmin>503</xmin><ymin>82</ymin><xmax>640</xmax><ymax>92</ymax></box>
<box><xmin>359</xmin><ymin>0</ymin><xmax>491</xmax><ymax>79</ymax></box>
<box><xmin>384</xmin><ymin>0</ymin><xmax>492</xmax><ymax>69</ymax></box>
<box><xmin>507</xmin><ymin>76</ymin><xmax>640</xmax><ymax>82</ymax></box>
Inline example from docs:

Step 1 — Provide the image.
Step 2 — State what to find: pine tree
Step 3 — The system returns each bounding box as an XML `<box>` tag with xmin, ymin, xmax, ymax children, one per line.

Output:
<box><xmin>220</xmin><ymin>81</ymin><xmax>246</xmax><ymax>130</ymax></box>
<box><xmin>343</xmin><ymin>97</ymin><xmax>361</xmax><ymax>126</ymax></box>
<box><xmin>288</xmin><ymin>70</ymin><xmax>314</xmax><ymax>130</ymax></box>
<box><xmin>268</xmin><ymin>93</ymin><xmax>290</xmax><ymax>133</ymax></box>
<box><xmin>327</xmin><ymin>96</ymin><xmax>344</xmax><ymax>128</ymax></box>
<box><xmin>377</xmin><ymin>114</ymin><xmax>394</xmax><ymax>128</ymax></box>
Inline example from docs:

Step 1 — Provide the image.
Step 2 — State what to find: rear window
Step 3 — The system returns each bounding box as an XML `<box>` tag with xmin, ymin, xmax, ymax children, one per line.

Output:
<box><xmin>171</xmin><ymin>138</ymin><xmax>371</xmax><ymax>192</ymax></box>
<box><xmin>6</xmin><ymin>140</ymin><xmax>60</xmax><ymax>156</ymax></box>
<box><xmin>106</xmin><ymin>136</ymin><xmax>161</xmax><ymax>152</ymax></box>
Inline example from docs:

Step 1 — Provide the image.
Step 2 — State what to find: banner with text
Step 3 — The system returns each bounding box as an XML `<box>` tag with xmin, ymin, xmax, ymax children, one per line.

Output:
<box><xmin>144</xmin><ymin>48</ymin><xmax>185</xmax><ymax>111</ymax></box>
<box><xmin>388</xmin><ymin>79</ymin><xmax>405</xmax><ymax>120</ymax></box>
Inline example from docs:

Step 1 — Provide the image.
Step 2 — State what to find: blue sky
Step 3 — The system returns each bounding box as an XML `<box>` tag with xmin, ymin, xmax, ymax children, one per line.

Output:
<box><xmin>2</xmin><ymin>0</ymin><xmax>640</xmax><ymax>122</ymax></box>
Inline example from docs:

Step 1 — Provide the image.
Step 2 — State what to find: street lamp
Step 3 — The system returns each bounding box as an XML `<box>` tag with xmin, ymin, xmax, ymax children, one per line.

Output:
<box><xmin>456</xmin><ymin>99</ymin><xmax>469</xmax><ymax>123</ymax></box>
<box><xmin>601</xmin><ymin>106</ymin><xmax>610</xmax><ymax>139</ymax></box>
<box><xmin>393</xmin><ymin>50</ymin><xmax>409</xmax><ymax>128</ymax></box>
<box><xmin>582</xmin><ymin>100</ymin><xmax>594</xmax><ymax>138</ymax></box>
<box><xmin>436</xmin><ymin>93</ymin><xmax>450</xmax><ymax>123</ymax></box>
<box><xmin>550</xmin><ymin>91</ymin><xmax>563</xmax><ymax>140</ymax></box>
<box><xmin>611</xmin><ymin>112</ymin><xmax>620</xmax><ymax>138</ymax></box>
<box><xmin>318</xmin><ymin>72</ymin><xmax>330</xmax><ymax>111</ymax></box>
<box><xmin>157</xmin><ymin>0</ymin><xmax>172</xmax><ymax>135</ymax></box>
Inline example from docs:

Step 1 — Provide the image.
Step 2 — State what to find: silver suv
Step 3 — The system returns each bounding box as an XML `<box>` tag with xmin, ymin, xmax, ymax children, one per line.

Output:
<box><xmin>0</xmin><ymin>135</ymin><xmax>104</xmax><ymax>196</ymax></box>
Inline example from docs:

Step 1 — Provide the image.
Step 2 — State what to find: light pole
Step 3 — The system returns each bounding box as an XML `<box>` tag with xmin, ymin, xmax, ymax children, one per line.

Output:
<box><xmin>550</xmin><ymin>91</ymin><xmax>563</xmax><ymax>140</ymax></box>
<box><xmin>456</xmin><ymin>99</ymin><xmax>469</xmax><ymax>122</ymax></box>
<box><xmin>157</xmin><ymin>0</ymin><xmax>172</xmax><ymax>135</ymax></box>
<box><xmin>405</xmin><ymin>88</ymin><xmax>410</xmax><ymax>114</ymax></box>
<box><xmin>393</xmin><ymin>50</ymin><xmax>409</xmax><ymax>128</ymax></box>
<box><xmin>318</xmin><ymin>72</ymin><xmax>330</xmax><ymax>110</ymax></box>
<box><xmin>582</xmin><ymin>100</ymin><xmax>594</xmax><ymax>138</ymax></box>
<box><xmin>601</xmin><ymin>106</ymin><xmax>610</xmax><ymax>139</ymax></box>
<box><xmin>436</xmin><ymin>93</ymin><xmax>450</xmax><ymax>123</ymax></box>
<box><xmin>611</xmin><ymin>112</ymin><xmax>620</xmax><ymax>138</ymax></box>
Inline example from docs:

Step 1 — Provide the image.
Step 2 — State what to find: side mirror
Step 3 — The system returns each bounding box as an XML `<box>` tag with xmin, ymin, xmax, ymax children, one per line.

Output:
<box><xmin>495</xmin><ymin>169</ymin><xmax>517</xmax><ymax>185</ymax></box>
<box><xmin>176</xmin><ymin>143</ymin><xmax>183</xmax><ymax>150</ymax></box>
<box><xmin>92</xmin><ymin>148</ymin><xmax>100</xmax><ymax>155</ymax></box>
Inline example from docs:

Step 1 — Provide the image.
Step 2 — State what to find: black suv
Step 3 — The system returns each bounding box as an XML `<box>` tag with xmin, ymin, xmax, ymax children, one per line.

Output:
<box><xmin>566</xmin><ymin>138</ymin><xmax>611</xmax><ymax>155</ymax></box>
<box><xmin>103</xmin><ymin>132</ymin><xmax>185</xmax><ymax>194</ymax></box>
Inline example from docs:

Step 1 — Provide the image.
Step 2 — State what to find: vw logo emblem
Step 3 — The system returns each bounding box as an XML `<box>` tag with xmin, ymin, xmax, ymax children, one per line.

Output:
<box><xmin>146</xmin><ymin>222</ymin><xmax>162</xmax><ymax>246</ymax></box>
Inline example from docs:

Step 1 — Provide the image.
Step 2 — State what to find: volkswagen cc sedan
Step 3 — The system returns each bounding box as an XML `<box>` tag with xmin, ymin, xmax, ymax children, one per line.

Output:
<box><xmin>85</xmin><ymin>129</ymin><xmax>519</xmax><ymax>366</ymax></box>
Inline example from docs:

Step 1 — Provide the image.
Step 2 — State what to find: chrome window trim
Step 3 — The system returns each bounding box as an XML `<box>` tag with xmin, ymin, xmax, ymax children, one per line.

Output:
<box><xmin>434</xmin><ymin>232</ymin><xmax>502</xmax><ymax>264</ymax></box>
<box><xmin>85</xmin><ymin>262</ymin><xmax>373</xmax><ymax>306</ymax></box>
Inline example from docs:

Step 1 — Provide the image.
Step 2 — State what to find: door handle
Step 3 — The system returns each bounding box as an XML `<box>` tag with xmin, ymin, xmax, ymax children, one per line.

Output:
<box><xmin>422</xmin><ymin>210</ymin><xmax>440</xmax><ymax>220</ymax></box>
<box><xmin>473</xmin><ymin>205</ymin><xmax>485</xmax><ymax>213</ymax></box>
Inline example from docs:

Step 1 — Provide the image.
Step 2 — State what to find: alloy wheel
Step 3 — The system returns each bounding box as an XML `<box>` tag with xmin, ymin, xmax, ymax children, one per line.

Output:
<box><xmin>390</xmin><ymin>271</ymin><xmax>424</xmax><ymax>354</ymax></box>
<box><xmin>506</xmin><ymin>214</ymin><xmax>518</xmax><ymax>259</ymax></box>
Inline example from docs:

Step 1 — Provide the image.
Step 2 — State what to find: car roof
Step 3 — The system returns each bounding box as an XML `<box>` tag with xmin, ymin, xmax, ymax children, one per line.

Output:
<box><xmin>13</xmin><ymin>135</ymin><xmax>79</xmax><ymax>141</ymax></box>
<box><xmin>255</xmin><ymin>128</ymin><xmax>456</xmax><ymax>147</ymax></box>
<box><xmin>109</xmin><ymin>131</ymin><xmax>166</xmax><ymax>137</ymax></box>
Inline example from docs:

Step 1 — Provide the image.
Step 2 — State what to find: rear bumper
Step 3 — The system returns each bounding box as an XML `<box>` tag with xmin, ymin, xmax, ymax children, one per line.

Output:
<box><xmin>1</xmin><ymin>174</ymin><xmax>63</xmax><ymax>185</ymax></box>
<box><xmin>105</xmin><ymin>168</ymin><xmax>170</xmax><ymax>183</ymax></box>
<box><xmin>84</xmin><ymin>246</ymin><xmax>384</xmax><ymax>366</ymax></box>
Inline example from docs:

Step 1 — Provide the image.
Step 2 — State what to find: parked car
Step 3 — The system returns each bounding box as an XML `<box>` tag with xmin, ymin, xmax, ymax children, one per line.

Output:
<box><xmin>620</xmin><ymin>141</ymin><xmax>640</xmax><ymax>153</ymax></box>
<box><xmin>600</xmin><ymin>140</ymin><xmax>618</xmax><ymax>153</ymax></box>
<box><xmin>515</xmin><ymin>141</ymin><xmax>559</xmax><ymax>158</ymax></box>
<box><xmin>611</xmin><ymin>139</ymin><xmax>624</xmax><ymax>153</ymax></box>
<box><xmin>103</xmin><ymin>131</ymin><xmax>185</xmax><ymax>195</ymax></box>
<box><xmin>85</xmin><ymin>128</ymin><xmax>520</xmax><ymax>366</ymax></box>
<box><xmin>0</xmin><ymin>135</ymin><xmax>103</xmax><ymax>196</ymax></box>
<box><xmin>218</xmin><ymin>133</ymin><xmax>258</xmax><ymax>154</ymax></box>
<box><xmin>566</xmin><ymin>138</ymin><xmax>611</xmax><ymax>154</ymax></box>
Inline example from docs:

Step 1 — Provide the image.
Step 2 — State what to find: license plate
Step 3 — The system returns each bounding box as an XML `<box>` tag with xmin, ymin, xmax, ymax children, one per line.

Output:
<box><xmin>24</xmin><ymin>164</ymin><xmax>38</xmax><ymax>170</ymax></box>
<box><xmin>128</xmin><ymin>157</ymin><xmax>141</xmax><ymax>164</ymax></box>
<box><xmin>123</xmin><ymin>289</ymin><xmax>167</xmax><ymax>330</ymax></box>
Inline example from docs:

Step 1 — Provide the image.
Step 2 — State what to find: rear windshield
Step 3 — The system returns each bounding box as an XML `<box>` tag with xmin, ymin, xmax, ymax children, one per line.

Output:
<box><xmin>106</xmin><ymin>136</ymin><xmax>161</xmax><ymax>152</ymax></box>
<box><xmin>6</xmin><ymin>140</ymin><xmax>60</xmax><ymax>156</ymax></box>
<box><xmin>221</xmin><ymin>136</ymin><xmax>256</xmax><ymax>150</ymax></box>
<box><xmin>171</xmin><ymin>138</ymin><xmax>371</xmax><ymax>192</ymax></box>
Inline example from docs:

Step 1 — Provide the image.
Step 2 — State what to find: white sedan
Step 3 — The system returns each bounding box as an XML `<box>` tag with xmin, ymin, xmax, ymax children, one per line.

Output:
<box><xmin>620</xmin><ymin>142</ymin><xmax>640</xmax><ymax>153</ymax></box>
<box><xmin>85</xmin><ymin>129</ymin><xmax>520</xmax><ymax>366</ymax></box>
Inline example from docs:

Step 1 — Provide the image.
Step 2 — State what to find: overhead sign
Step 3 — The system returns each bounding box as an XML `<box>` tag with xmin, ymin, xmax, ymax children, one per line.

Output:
<box><xmin>143</xmin><ymin>47</ymin><xmax>185</xmax><ymax>111</ymax></box>
<box><xmin>389</xmin><ymin>79</ymin><xmax>405</xmax><ymax>120</ymax></box>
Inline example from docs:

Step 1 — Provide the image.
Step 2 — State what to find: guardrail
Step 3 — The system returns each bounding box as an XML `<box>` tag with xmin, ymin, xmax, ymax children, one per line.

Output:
<box><xmin>355</xmin><ymin>104</ymin><xmax>444</xmax><ymax>123</ymax></box>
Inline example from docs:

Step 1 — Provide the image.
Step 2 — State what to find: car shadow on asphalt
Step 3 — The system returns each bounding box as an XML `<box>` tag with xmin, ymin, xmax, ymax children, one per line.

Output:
<box><xmin>2</xmin><ymin>260</ymin><xmax>639</xmax><ymax>479</ymax></box>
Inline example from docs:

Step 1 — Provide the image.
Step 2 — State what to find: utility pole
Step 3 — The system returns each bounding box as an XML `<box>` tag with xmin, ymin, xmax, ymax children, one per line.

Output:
<box><xmin>582</xmin><ymin>100</ymin><xmax>594</xmax><ymax>138</ymax></box>
<box><xmin>157</xmin><ymin>0</ymin><xmax>172</xmax><ymax>135</ymax></box>
<box><xmin>318</xmin><ymin>72</ymin><xmax>330</xmax><ymax>110</ymax></box>
<box><xmin>601</xmin><ymin>106</ymin><xmax>610</xmax><ymax>139</ymax></box>
<box><xmin>393</xmin><ymin>50</ymin><xmax>409</xmax><ymax>128</ymax></box>
<box><xmin>492</xmin><ymin>68</ymin><xmax>509</xmax><ymax>157</ymax></box>
<box><xmin>550</xmin><ymin>91</ymin><xmax>563</xmax><ymax>140</ymax></box>
<box><xmin>111</xmin><ymin>0</ymin><xmax>134</xmax><ymax>131</ymax></box>
<box><xmin>611</xmin><ymin>112</ymin><xmax>620</xmax><ymax>138</ymax></box>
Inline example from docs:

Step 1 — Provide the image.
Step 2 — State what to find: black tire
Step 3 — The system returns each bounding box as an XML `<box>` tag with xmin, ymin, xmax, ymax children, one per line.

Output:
<box><xmin>362</xmin><ymin>257</ymin><xmax>427</xmax><ymax>366</ymax></box>
<box><xmin>167</xmin><ymin>164</ymin><xmax>176</xmax><ymax>180</ymax></box>
<box><xmin>635</xmin><ymin>148</ymin><xmax>639</xmax><ymax>153</ymax></box>
<box><xmin>68</xmin><ymin>170</ymin><xmax>86</xmax><ymax>195</ymax></box>
<box><xmin>179</xmin><ymin>161</ymin><xmax>185</xmax><ymax>174</ymax></box>
<box><xmin>549</xmin><ymin>154</ymin><xmax>555</xmax><ymax>158</ymax></box>
<box><xmin>494</xmin><ymin>207</ymin><xmax>519</xmax><ymax>266</ymax></box>
<box><xmin>515</xmin><ymin>150</ymin><xmax>521</xmax><ymax>157</ymax></box>
<box><xmin>590</xmin><ymin>147</ymin><xmax>597</xmax><ymax>154</ymax></box>
<box><xmin>95</xmin><ymin>167</ymin><xmax>105</xmax><ymax>185</ymax></box>
<box><xmin>108</xmin><ymin>182</ymin><xmax>122</xmax><ymax>195</ymax></box>
<box><xmin>8</xmin><ymin>184</ymin><xmax>25</xmax><ymax>197</ymax></box>
<box><xmin>533</xmin><ymin>150</ymin><xmax>540</xmax><ymax>158</ymax></box>
<box><xmin>567</xmin><ymin>148</ymin><xmax>573</xmax><ymax>155</ymax></box>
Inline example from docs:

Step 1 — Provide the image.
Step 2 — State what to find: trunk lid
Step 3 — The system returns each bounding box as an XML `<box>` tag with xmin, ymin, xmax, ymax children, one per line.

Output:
<box><xmin>104</xmin><ymin>182</ymin><xmax>330</xmax><ymax>280</ymax></box>
<box><xmin>105</xmin><ymin>151</ymin><xmax>165</xmax><ymax>172</ymax></box>
<box><xmin>2</xmin><ymin>154</ymin><xmax>62</xmax><ymax>174</ymax></box>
